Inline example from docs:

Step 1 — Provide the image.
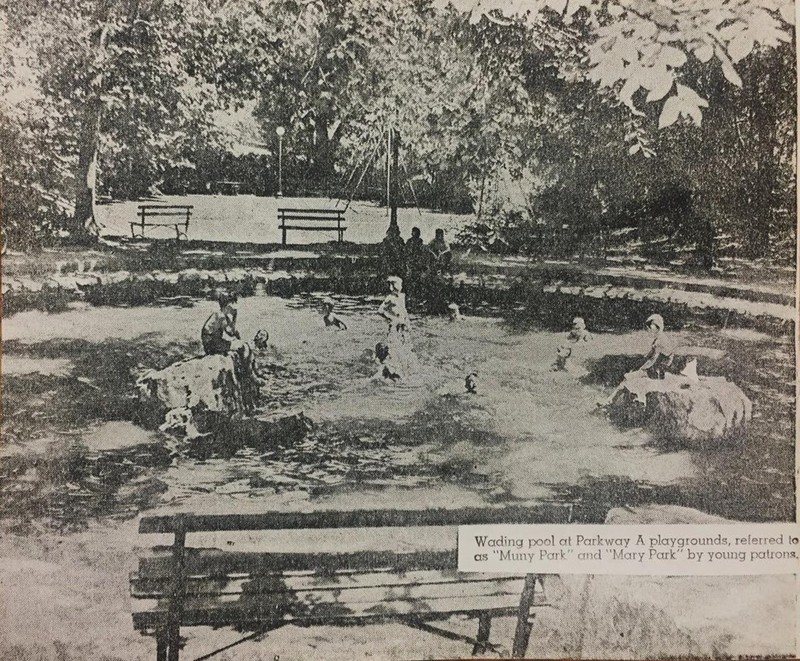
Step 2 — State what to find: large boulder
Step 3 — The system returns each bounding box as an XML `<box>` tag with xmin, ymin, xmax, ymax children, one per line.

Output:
<box><xmin>137</xmin><ymin>353</ymin><xmax>244</xmax><ymax>427</ymax></box>
<box><xmin>609</xmin><ymin>373</ymin><xmax>751</xmax><ymax>446</ymax></box>
<box><xmin>136</xmin><ymin>353</ymin><xmax>312</xmax><ymax>451</ymax></box>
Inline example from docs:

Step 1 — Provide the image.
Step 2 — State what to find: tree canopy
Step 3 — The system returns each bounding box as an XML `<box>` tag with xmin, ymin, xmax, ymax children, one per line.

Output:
<box><xmin>0</xmin><ymin>0</ymin><xmax>795</xmax><ymax>259</ymax></box>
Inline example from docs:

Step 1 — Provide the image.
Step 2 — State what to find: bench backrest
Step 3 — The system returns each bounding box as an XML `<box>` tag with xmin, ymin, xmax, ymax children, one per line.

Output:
<box><xmin>139</xmin><ymin>504</ymin><xmax>573</xmax><ymax>535</ymax></box>
<box><xmin>138</xmin><ymin>205</ymin><xmax>193</xmax><ymax>219</ymax></box>
<box><xmin>277</xmin><ymin>208</ymin><xmax>344</xmax><ymax>224</ymax></box>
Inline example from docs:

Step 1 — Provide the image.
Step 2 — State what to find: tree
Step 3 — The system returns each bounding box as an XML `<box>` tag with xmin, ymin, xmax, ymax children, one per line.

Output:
<box><xmin>1</xmin><ymin>0</ymin><xmax>234</xmax><ymax>241</ymax></box>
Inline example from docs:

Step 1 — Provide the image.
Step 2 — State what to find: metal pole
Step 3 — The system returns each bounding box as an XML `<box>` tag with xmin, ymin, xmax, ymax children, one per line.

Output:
<box><xmin>386</xmin><ymin>129</ymin><xmax>391</xmax><ymax>215</ymax></box>
<box><xmin>278</xmin><ymin>137</ymin><xmax>283</xmax><ymax>198</ymax></box>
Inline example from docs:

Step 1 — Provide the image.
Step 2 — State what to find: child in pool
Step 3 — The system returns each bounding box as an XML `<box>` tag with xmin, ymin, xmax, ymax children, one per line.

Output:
<box><xmin>567</xmin><ymin>317</ymin><xmax>591</xmax><ymax>343</ymax></box>
<box><xmin>321</xmin><ymin>298</ymin><xmax>348</xmax><ymax>330</ymax></box>
<box><xmin>378</xmin><ymin>276</ymin><xmax>410</xmax><ymax>337</ymax></box>
<box><xmin>552</xmin><ymin>317</ymin><xmax>591</xmax><ymax>372</ymax></box>
<box><xmin>448</xmin><ymin>303</ymin><xmax>464</xmax><ymax>321</ymax></box>
<box><xmin>201</xmin><ymin>291</ymin><xmax>240</xmax><ymax>355</ymax></box>
<box><xmin>372</xmin><ymin>341</ymin><xmax>402</xmax><ymax>381</ymax></box>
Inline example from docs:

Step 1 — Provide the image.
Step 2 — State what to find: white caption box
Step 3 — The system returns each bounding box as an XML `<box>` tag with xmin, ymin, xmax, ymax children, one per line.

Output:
<box><xmin>458</xmin><ymin>524</ymin><xmax>800</xmax><ymax>575</ymax></box>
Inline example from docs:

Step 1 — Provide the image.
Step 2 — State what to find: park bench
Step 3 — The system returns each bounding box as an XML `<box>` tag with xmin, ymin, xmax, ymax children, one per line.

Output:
<box><xmin>278</xmin><ymin>208</ymin><xmax>346</xmax><ymax>244</ymax></box>
<box><xmin>131</xmin><ymin>205</ymin><xmax>193</xmax><ymax>240</ymax></box>
<box><xmin>131</xmin><ymin>504</ymin><xmax>571</xmax><ymax>661</ymax></box>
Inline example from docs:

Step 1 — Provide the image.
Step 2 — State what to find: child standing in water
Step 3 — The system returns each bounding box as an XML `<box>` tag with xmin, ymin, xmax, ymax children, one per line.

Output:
<box><xmin>378</xmin><ymin>275</ymin><xmax>410</xmax><ymax>341</ymax></box>
<box><xmin>553</xmin><ymin>317</ymin><xmax>591</xmax><ymax>372</ymax></box>
<box><xmin>321</xmin><ymin>298</ymin><xmax>348</xmax><ymax>330</ymax></box>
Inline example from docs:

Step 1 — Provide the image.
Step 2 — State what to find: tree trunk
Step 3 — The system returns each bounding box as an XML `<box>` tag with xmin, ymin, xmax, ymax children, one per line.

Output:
<box><xmin>70</xmin><ymin>99</ymin><xmax>103</xmax><ymax>239</ymax></box>
<box><xmin>68</xmin><ymin>3</ymin><xmax>113</xmax><ymax>240</ymax></box>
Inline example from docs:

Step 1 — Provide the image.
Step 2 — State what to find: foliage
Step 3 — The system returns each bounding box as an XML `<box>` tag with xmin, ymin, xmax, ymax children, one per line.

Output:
<box><xmin>0</xmin><ymin>0</ymin><xmax>795</xmax><ymax>259</ymax></box>
<box><xmin>438</xmin><ymin>0</ymin><xmax>793</xmax><ymax>132</ymax></box>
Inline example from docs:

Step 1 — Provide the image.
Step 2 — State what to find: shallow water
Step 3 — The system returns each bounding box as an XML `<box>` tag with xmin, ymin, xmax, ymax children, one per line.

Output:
<box><xmin>1</xmin><ymin>293</ymin><xmax>794</xmax><ymax>526</ymax></box>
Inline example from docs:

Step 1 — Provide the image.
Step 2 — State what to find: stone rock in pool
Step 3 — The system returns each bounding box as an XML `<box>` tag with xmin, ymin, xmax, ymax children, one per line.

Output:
<box><xmin>136</xmin><ymin>353</ymin><xmax>313</xmax><ymax>450</ymax></box>
<box><xmin>609</xmin><ymin>373</ymin><xmax>751</xmax><ymax>446</ymax></box>
<box><xmin>136</xmin><ymin>353</ymin><xmax>244</xmax><ymax>428</ymax></box>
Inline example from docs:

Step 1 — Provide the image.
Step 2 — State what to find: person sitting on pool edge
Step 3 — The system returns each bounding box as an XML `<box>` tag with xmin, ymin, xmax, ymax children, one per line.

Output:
<box><xmin>567</xmin><ymin>316</ymin><xmax>591</xmax><ymax>343</ymax></box>
<box><xmin>599</xmin><ymin>313</ymin><xmax>688</xmax><ymax>408</ymax></box>
<box><xmin>201</xmin><ymin>291</ymin><xmax>240</xmax><ymax>355</ymax></box>
<box><xmin>428</xmin><ymin>228</ymin><xmax>452</xmax><ymax>274</ymax></box>
<box><xmin>321</xmin><ymin>297</ymin><xmax>348</xmax><ymax>330</ymax></box>
<box><xmin>637</xmin><ymin>313</ymin><xmax>675</xmax><ymax>379</ymax></box>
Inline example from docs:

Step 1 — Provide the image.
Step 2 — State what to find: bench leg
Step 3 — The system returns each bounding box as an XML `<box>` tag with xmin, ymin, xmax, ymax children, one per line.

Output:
<box><xmin>511</xmin><ymin>574</ymin><xmax>537</xmax><ymax>658</ymax></box>
<box><xmin>156</xmin><ymin>630</ymin><xmax>167</xmax><ymax>661</ymax></box>
<box><xmin>472</xmin><ymin>612</ymin><xmax>492</xmax><ymax>656</ymax></box>
<box><xmin>167</xmin><ymin>623</ymin><xmax>181</xmax><ymax>661</ymax></box>
<box><xmin>282</xmin><ymin>227</ymin><xmax>287</xmax><ymax>245</ymax></box>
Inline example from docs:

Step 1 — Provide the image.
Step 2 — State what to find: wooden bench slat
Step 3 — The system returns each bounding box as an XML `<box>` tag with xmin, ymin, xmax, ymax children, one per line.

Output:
<box><xmin>130</xmin><ymin>222</ymin><xmax>189</xmax><ymax>227</ymax></box>
<box><xmin>134</xmin><ymin>601</ymin><xmax>527</xmax><ymax>630</ymax></box>
<box><xmin>131</xmin><ymin>570</ymin><xmax>531</xmax><ymax>598</ymax></box>
<box><xmin>134</xmin><ymin>576</ymin><xmax>529</xmax><ymax>609</ymax></box>
<box><xmin>138</xmin><ymin>504</ymin><xmax>572</xmax><ymax>534</ymax></box>
<box><xmin>278</xmin><ymin>208</ymin><xmax>344</xmax><ymax>214</ymax></box>
<box><xmin>279</xmin><ymin>225</ymin><xmax>348</xmax><ymax>231</ymax></box>
<box><xmin>135</xmin><ymin>212</ymin><xmax>193</xmax><ymax>217</ymax></box>
<box><xmin>279</xmin><ymin>218</ymin><xmax>345</xmax><ymax>224</ymax></box>
<box><xmin>138</xmin><ymin>205</ymin><xmax>195</xmax><ymax>209</ymax></box>
<box><xmin>133</xmin><ymin>591</ymin><xmax>540</xmax><ymax>630</ymax></box>
<box><xmin>278</xmin><ymin>213</ymin><xmax>343</xmax><ymax>219</ymax></box>
<box><xmin>140</xmin><ymin>549</ymin><xmax>459</xmax><ymax>577</ymax></box>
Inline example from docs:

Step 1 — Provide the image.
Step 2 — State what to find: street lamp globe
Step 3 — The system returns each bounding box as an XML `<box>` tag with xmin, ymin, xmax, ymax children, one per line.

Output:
<box><xmin>276</xmin><ymin>126</ymin><xmax>285</xmax><ymax>137</ymax></box>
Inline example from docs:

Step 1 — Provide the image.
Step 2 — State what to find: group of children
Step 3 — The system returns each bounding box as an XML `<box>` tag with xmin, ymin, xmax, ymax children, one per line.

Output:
<box><xmin>201</xmin><ymin>278</ymin><xmax>688</xmax><ymax>409</ymax></box>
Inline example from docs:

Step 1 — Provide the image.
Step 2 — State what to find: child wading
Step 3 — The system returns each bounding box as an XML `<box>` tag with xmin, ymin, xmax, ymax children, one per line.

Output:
<box><xmin>321</xmin><ymin>298</ymin><xmax>348</xmax><ymax>330</ymax></box>
<box><xmin>553</xmin><ymin>317</ymin><xmax>591</xmax><ymax>372</ymax></box>
<box><xmin>378</xmin><ymin>275</ymin><xmax>410</xmax><ymax>343</ymax></box>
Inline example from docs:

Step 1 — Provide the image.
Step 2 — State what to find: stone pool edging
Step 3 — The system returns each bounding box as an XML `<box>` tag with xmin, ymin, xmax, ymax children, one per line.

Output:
<box><xmin>2</xmin><ymin>252</ymin><xmax>794</xmax><ymax>334</ymax></box>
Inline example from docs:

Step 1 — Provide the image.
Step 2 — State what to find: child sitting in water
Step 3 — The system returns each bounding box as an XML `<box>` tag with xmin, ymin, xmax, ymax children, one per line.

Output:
<box><xmin>448</xmin><ymin>303</ymin><xmax>464</xmax><ymax>322</ymax></box>
<box><xmin>567</xmin><ymin>317</ymin><xmax>591</xmax><ymax>343</ymax></box>
<box><xmin>321</xmin><ymin>298</ymin><xmax>348</xmax><ymax>330</ymax></box>
<box><xmin>369</xmin><ymin>342</ymin><xmax>402</xmax><ymax>381</ymax></box>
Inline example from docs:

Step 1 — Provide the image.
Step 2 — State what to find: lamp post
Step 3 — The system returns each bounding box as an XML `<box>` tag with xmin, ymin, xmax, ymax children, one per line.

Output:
<box><xmin>276</xmin><ymin>126</ymin><xmax>285</xmax><ymax>198</ymax></box>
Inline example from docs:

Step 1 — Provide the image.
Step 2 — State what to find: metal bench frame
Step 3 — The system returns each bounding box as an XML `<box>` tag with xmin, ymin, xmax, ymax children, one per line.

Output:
<box><xmin>278</xmin><ymin>208</ymin><xmax>346</xmax><ymax>244</ymax></box>
<box><xmin>131</xmin><ymin>505</ymin><xmax>571</xmax><ymax>660</ymax></box>
<box><xmin>131</xmin><ymin>205</ymin><xmax>194</xmax><ymax>240</ymax></box>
